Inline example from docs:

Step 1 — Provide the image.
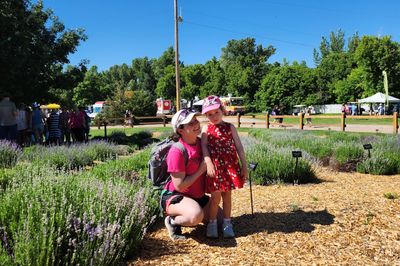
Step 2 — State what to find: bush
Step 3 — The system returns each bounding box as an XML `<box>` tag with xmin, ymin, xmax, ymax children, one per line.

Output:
<box><xmin>0</xmin><ymin>166</ymin><xmax>158</xmax><ymax>264</ymax></box>
<box><xmin>356</xmin><ymin>150</ymin><xmax>399</xmax><ymax>175</ymax></box>
<box><xmin>246</xmin><ymin>140</ymin><xmax>316</xmax><ymax>185</ymax></box>
<box><xmin>0</xmin><ymin>140</ymin><xmax>21</xmax><ymax>168</ymax></box>
<box><xmin>333</xmin><ymin>143</ymin><xmax>364</xmax><ymax>165</ymax></box>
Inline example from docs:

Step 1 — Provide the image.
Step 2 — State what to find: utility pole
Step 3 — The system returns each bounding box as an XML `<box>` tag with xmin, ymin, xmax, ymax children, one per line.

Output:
<box><xmin>174</xmin><ymin>0</ymin><xmax>181</xmax><ymax>110</ymax></box>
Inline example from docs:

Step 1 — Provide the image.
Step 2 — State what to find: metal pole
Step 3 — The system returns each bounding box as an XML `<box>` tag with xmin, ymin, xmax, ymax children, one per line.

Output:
<box><xmin>249</xmin><ymin>171</ymin><xmax>254</xmax><ymax>217</ymax></box>
<box><xmin>174</xmin><ymin>0</ymin><xmax>181</xmax><ymax>111</ymax></box>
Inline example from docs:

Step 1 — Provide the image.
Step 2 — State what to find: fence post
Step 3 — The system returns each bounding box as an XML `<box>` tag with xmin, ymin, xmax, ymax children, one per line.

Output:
<box><xmin>341</xmin><ymin>113</ymin><xmax>346</xmax><ymax>131</ymax></box>
<box><xmin>299</xmin><ymin>112</ymin><xmax>304</xmax><ymax>130</ymax></box>
<box><xmin>266</xmin><ymin>112</ymin><xmax>270</xmax><ymax>129</ymax></box>
<box><xmin>237</xmin><ymin>113</ymin><xmax>241</xmax><ymax>128</ymax></box>
<box><xmin>394</xmin><ymin>112</ymin><xmax>399</xmax><ymax>134</ymax></box>
<box><xmin>103</xmin><ymin>122</ymin><xmax>108</xmax><ymax>138</ymax></box>
<box><xmin>163</xmin><ymin>115</ymin><xmax>166</xmax><ymax>127</ymax></box>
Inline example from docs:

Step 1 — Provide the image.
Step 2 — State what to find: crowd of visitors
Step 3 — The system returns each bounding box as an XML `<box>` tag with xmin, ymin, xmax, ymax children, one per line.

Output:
<box><xmin>0</xmin><ymin>95</ymin><xmax>90</xmax><ymax>146</ymax></box>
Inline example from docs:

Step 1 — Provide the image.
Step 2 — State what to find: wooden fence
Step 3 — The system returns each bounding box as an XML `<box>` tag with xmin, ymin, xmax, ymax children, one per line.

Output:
<box><xmin>239</xmin><ymin>112</ymin><xmax>399</xmax><ymax>134</ymax></box>
<box><xmin>95</xmin><ymin>112</ymin><xmax>399</xmax><ymax>137</ymax></box>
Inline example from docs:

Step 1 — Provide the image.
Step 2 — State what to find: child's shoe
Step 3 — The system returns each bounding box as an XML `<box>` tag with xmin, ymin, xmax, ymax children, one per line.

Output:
<box><xmin>223</xmin><ymin>221</ymin><xmax>235</xmax><ymax>238</ymax></box>
<box><xmin>206</xmin><ymin>222</ymin><xmax>218</xmax><ymax>238</ymax></box>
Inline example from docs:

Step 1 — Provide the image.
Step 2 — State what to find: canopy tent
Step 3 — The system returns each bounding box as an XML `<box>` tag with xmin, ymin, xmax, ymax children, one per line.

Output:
<box><xmin>358</xmin><ymin>92</ymin><xmax>400</xmax><ymax>103</ymax></box>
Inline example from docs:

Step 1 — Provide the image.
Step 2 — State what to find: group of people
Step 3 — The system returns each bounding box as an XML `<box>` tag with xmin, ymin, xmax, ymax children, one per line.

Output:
<box><xmin>161</xmin><ymin>95</ymin><xmax>248</xmax><ymax>240</ymax></box>
<box><xmin>0</xmin><ymin>95</ymin><xmax>90</xmax><ymax>146</ymax></box>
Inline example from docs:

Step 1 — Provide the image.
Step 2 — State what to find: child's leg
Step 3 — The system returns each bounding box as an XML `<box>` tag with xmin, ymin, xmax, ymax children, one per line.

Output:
<box><xmin>221</xmin><ymin>191</ymin><xmax>235</xmax><ymax>238</ymax></box>
<box><xmin>221</xmin><ymin>191</ymin><xmax>232</xmax><ymax>219</ymax></box>
<box><xmin>206</xmin><ymin>191</ymin><xmax>221</xmax><ymax>238</ymax></box>
<box><xmin>208</xmin><ymin>191</ymin><xmax>221</xmax><ymax>220</ymax></box>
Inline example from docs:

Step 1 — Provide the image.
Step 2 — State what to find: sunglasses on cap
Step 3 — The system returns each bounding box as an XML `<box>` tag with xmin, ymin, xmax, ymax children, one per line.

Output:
<box><xmin>203</xmin><ymin>96</ymin><xmax>221</xmax><ymax>108</ymax></box>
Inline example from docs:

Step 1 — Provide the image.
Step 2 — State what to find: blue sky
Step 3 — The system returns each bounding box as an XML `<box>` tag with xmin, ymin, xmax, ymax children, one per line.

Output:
<box><xmin>44</xmin><ymin>0</ymin><xmax>400</xmax><ymax>71</ymax></box>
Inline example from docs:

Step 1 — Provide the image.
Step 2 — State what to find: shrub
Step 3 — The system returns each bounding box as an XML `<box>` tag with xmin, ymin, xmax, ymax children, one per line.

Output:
<box><xmin>333</xmin><ymin>143</ymin><xmax>364</xmax><ymax>165</ymax></box>
<box><xmin>0</xmin><ymin>140</ymin><xmax>21</xmax><ymax>168</ymax></box>
<box><xmin>356</xmin><ymin>150</ymin><xmax>399</xmax><ymax>175</ymax></box>
<box><xmin>246</xmin><ymin>139</ymin><xmax>316</xmax><ymax>185</ymax></box>
<box><xmin>0</xmin><ymin>168</ymin><xmax>158</xmax><ymax>264</ymax></box>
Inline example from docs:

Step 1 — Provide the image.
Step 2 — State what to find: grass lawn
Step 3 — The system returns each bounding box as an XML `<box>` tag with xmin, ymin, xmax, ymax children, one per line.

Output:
<box><xmin>89</xmin><ymin>126</ymin><xmax>172</xmax><ymax>138</ymax></box>
<box><xmin>249</xmin><ymin>114</ymin><xmax>396</xmax><ymax>126</ymax></box>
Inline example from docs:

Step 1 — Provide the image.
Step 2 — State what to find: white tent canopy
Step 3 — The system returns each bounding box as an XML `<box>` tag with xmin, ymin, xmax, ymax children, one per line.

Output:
<box><xmin>358</xmin><ymin>92</ymin><xmax>400</xmax><ymax>103</ymax></box>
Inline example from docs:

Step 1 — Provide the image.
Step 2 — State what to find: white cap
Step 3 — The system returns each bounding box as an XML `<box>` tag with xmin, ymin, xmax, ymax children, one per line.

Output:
<box><xmin>171</xmin><ymin>109</ymin><xmax>200</xmax><ymax>133</ymax></box>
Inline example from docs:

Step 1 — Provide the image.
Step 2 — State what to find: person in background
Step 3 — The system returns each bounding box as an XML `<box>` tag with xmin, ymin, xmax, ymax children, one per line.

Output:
<box><xmin>16</xmin><ymin>103</ymin><xmax>29</xmax><ymax>146</ymax></box>
<box><xmin>47</xmin><ymin>109</ymin><xmax>61</xmax><ymax>145</ymax></box>
<box><xmin>80</xmin><ymin>107</ymin><xmax>91</xmax><ymax>142</ymax></box>
<box><xmin>59</xmin><ymin>107</ymin><xmax>71</xmax><ymax>144</ymax></box>
<box><xmin>69</xmin><ymin>107</ymin><xmax>85</xmax><ymax>142</ymax></box>
<box><xmin>31</xmin><ymin>103</ymin><xmax>45</xmax><ymax>144</ymax></box>
<box><xmin>0</xmin><ymin>95</ymin><xmax>18</xmax><ymax>141</ymax></box>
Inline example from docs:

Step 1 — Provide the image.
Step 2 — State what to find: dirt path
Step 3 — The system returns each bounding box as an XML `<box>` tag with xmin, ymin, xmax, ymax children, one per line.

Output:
<box><xmin>129</xmin><ymin>168</ymin><xmax>400</xmax><ymax>265</ymax></box>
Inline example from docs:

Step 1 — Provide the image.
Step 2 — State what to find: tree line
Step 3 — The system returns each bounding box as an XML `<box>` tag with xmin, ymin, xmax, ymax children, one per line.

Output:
<box><xmin>2</xmin><ymin>0</ymin><xmax>400</xmax><ymax>116</ymax></box>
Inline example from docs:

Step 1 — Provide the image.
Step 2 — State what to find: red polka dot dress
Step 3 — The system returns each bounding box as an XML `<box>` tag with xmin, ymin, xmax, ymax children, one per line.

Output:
<box><xmin>205</xmin><ymin>122</ymin><xmax>244</xmax><ymax>192</ymax></box>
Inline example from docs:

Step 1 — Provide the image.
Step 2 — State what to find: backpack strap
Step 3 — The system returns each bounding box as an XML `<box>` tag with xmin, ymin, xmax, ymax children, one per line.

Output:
<box><xmin>172</xmin><ymin>141</ymin><xmax>188</xmax><ymax>166</ymax></box>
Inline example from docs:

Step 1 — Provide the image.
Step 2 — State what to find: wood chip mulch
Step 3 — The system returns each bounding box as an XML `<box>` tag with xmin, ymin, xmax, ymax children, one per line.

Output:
<box><xmin>129</xmin><ymin>167</ymin><xmax>400</xmax><ymax>265</ymax></box>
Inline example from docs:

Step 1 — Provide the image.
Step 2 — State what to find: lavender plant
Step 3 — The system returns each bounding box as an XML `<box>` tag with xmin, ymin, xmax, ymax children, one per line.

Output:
<box><xmin>0</xmin><ymin>166</ymin><xmax>158</xmax><ymax>265</ymax></box>
<box><xmin>246</xmin><ymin>138</ymin><xmax>316</xmax><ymax>184</ymax></box>
<box><xmin>0</xmin><ymin>140</ymin><xmax>21</xmax><ymax>168</ymax></box>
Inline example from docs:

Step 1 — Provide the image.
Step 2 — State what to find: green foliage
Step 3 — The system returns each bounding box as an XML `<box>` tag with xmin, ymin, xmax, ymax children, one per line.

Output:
<box><xmin>383</xmin><ymin>192</ymin><xmax>399</xmax><ymax>200</ymax></box>
<box><xmin>0</xmin><ymin>0</ymin><xmax>87</xmax><ymax>102</ymax></box>
<box><xmin>0</xmin><ymin>140</ymin><xmax>22</xmax><ymax>168</ymax></box>
<box><xmin>356</xmin><ymin>150</ymin><xmax>399</xmax><ymax>175</ymax></box>
<box><xmin>248</xmin><ymin>129</ymin><xmax>400</xmax><ymax>175</ymax></box>
<box><xmin>246</xmin><ymin>140</ymin><xmax>316</xmax><ymax>185</ymax></box>
<box><xmin>0</xmin><ymin>167</ymin><xmax>158</xmax><ymax>265</ymax></box>
<box><xmin>254</xmin><ymin>62</ymin><xmax>317</xmax><ymax>112</ymax></box>
<box><xmin>333</xmin><ymin>143</ymin><xmax>364</xmax><ymax>165</ymax></box>
<box><xmin>355</xmin><ymin>36</ymin><xmax>400</xmax><ymax>98</ymax></box>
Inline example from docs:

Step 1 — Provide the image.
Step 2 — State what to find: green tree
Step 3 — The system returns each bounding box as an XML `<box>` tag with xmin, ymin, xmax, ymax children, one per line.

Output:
<box><xmin>72</xmin><ymin>66</ymin><xmax>106</xmax><ymax>107</ymax></box>
<box><xmin>220</xmin><ymin>38</ymin><xmax>275</xmax><ymax>100</ymax></box>
<box><xmin>155</xmin><ymin>65</ymin><xmax>176</xmax><ymax>99</ymax></box>
<box><xmin>355</xmin><ymin>36</ymin><xmax>400</xmax><ymax>97</ymax></box>
<box><xmin>181</xmin><ymin>64</ymin><xmax>205</xmax><ymax>101</ymax></box>
<box><xmin>254</xmin><ymin>62</ymin><xmax>317</xmax><ymax>113</ymax></box>
<box><xmin>131</xmin><ymin>57</ymin><xmax>156</xmax><ymax>94</ymax></box>
<box><xmin>0</xmin><ymin>0</ymin><xmax>86</xmax><ymax>102</ymax></box>
<box><xmin>199</xmin><ymin>57</ymin><xmax>226</xmax><ymax>98</ymax></box>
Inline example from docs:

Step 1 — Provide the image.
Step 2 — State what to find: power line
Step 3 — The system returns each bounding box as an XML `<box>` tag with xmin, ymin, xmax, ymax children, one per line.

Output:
<box><xmin>183</xmin><ymin>20</ymin><xmax>315</xmax><ymax>48</ymax></box>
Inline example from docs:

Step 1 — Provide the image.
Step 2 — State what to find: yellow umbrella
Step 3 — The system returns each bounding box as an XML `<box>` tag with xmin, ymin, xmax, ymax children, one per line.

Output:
<box><xmin>46</xmin><ymin>103</ymin><xmax>61</xmax><ymax>109</ymax></box>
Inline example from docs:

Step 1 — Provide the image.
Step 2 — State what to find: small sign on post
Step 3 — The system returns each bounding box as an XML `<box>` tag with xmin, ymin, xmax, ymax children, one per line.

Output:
<box><xmin>363</xmin><ymin>144</ymin><xmax>372</xmax><ymax>158</ymax></box>
<box><xmin>292</xmin><ymin>151</ymin><xmax>302</xmax><ymax>184</ymax></box>
<box><xmin>248</xmin><ymin>162</ymin><xmax>258</xmax><ymax>217</ymax></box>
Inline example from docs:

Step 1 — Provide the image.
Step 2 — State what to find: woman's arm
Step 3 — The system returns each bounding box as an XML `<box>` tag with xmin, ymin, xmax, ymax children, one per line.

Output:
<box><xmin>230</xmin><ymin>124</ymin><xmax>248</xmax><ymax>180</ymax></box>
<box><xmin>171</xmin><ymin>161</ymin><xmax>206</xmax><ymax>191</ymax></box>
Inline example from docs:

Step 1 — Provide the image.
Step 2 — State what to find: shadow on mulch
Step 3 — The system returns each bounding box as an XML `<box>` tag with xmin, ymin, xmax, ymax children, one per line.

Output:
<box><xmin>233</xmin><ymin>209</ymin><xmax>335</xmax><ymax>237</ymax></box>
<box><xmin>186</xmin><ymin>209</ymin><xmax>334</xmax><ymax>247</ymax></box>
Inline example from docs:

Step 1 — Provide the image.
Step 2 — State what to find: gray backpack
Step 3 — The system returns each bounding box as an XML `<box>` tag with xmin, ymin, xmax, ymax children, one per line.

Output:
<box><xmin>147</xmin><ymin>138</ymin><xmax>188</xmax><ymax>190</ymax></box>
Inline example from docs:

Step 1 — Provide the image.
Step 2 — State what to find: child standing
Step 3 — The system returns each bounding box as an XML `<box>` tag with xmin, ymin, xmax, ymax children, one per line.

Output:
<box><xmin>201</xmin><ymin>95</ymin><xmax>248</xmax><ymax>238</ymax></box>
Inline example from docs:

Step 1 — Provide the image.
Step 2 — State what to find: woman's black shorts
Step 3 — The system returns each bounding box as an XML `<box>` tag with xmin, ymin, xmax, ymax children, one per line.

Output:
<box><xmin>160</xmin><ymin>190</ymin><xmax>209</xmax><ymax>214</ymax></box>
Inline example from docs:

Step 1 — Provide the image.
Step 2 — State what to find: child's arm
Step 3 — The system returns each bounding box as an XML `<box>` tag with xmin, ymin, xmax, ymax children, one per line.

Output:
<box><xmin>230</xmin><ymin>124</ymin><xmax>248</xmax><ymax>181</ymax></box>
<box><xmin>201</xmin><ymin>125</ymin><xmax>216</xmax><ymax>177</ymax></box>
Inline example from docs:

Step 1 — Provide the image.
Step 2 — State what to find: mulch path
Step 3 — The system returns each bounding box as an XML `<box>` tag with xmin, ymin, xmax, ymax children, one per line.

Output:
<box><xmin>129</xmin><ymin>167</ymin><xmax>400</xmax><ymax>265</ymax></box>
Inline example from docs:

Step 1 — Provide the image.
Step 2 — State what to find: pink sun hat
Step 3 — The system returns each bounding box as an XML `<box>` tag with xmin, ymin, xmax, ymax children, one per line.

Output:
<box><xmin>202</xmin><ymin>95</ymin><xmax>221</xmax><ymax>114</ymax></box>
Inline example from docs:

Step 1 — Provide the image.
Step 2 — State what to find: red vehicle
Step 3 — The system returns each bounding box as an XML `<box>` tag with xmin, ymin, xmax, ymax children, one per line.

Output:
<box><xmin>156</xmin><ymin>99</ymin><xmax>172</xmax><ymax>115</ymax></box>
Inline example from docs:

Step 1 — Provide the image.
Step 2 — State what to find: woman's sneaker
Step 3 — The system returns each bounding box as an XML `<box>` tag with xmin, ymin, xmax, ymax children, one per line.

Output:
<box><xmin>164</xmin><ymin>216</ymin><xmax>186</xmax><ymax>240</ymax></box>
<box><xmin>206</xmin><ymin>222</ymin><xmax>218</xmax><ymax>238</ymax></box>
<box><xmin>223</xmin><ymin>221</ymin><xmax>235</xmax><ymax>238</ymax></box>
